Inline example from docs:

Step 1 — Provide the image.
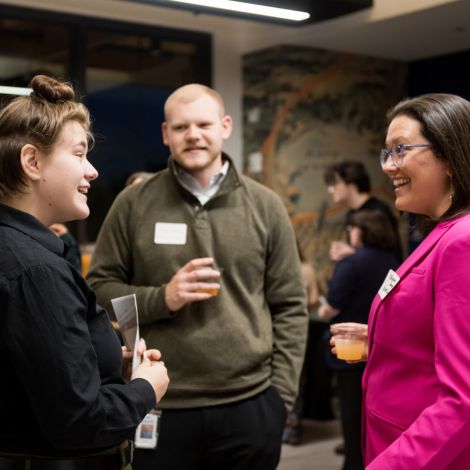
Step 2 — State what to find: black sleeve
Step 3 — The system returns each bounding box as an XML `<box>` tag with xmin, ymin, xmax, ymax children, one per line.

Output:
<box><xmin>5</xmin><ymin>263</ymin><xmax>155</xmax><ymax>450</ymax></box>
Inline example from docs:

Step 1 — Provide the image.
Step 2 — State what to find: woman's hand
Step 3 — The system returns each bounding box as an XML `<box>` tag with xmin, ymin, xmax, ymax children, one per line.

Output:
<box><xmin>122</xmin><ymin>346</ymin><xmax>133</xmax><ymax>383</ymax></box>
<box><xmin>330</xmin><ymin>322</ymin><xmax>369</xmax><ymax>362</ymax></box>
<box><xmin>122</xmin><ymin>338</ymin><xmax>169</xmax><ymax>402</ymax></box>
<box><xmin>330</xmin><ymin>241</ymin><xmax>355</xmax><ymax>262</ymax></box>
<box><xmin>121</xmin><ymin>338</ymin><xmax>149</xmax><ymax>383</ymax></box>
<box><xmin>132</xmin><ymin>353</ymin><xmax>169</xmax><ymax>403</ymax></box>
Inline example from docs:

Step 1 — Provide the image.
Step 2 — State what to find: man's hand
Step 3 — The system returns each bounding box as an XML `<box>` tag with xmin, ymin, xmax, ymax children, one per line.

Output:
<box><xmin>330</xmin><ymin>240</ymin><xmax>355</xmax><ymax>262</ymax></box>
<box><xmin>165</xmin><ymin>257</ymin><xmax>221</xmax><ymax>311</ymax></box>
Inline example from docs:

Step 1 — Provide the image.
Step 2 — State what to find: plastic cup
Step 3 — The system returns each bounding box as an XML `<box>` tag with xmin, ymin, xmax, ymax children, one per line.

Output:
<box><xmin>330</xmin><ymin>323</ymin><xmax>366</xmax><ymax>361</ymax></box>
<box><xmin>195</xmin><ymin>265</ymin><xmax>223</xmax><ymax>296</ymax></box>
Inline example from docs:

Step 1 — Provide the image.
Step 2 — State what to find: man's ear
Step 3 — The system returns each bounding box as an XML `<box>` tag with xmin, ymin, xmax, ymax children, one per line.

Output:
<box><xmin>20</xmin><ymin>144</ymin><xmax>41</xmax><ymax>182</ymax></box>
<box><xmin>221</xmin><ymin>115</ymin><xmax>233</xmax><ymax>140</ymax></box>
<box><xmin>162</xmin><ymin>122</ymin><xmax>168</xmax><ymax>146</ymax></box>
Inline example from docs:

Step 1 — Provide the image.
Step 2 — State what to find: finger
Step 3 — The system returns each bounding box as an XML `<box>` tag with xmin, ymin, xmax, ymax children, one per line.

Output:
<box><xmin>191</xmin><ymin>269</ymin><xmax>221</xmax><ymax>281</ymax></box>
<box><xmin>122</xmin><ymin>351</ymin><xmax>133</xmax><ymax>361</ymax></box>
<box><xmin>180</xmin><ymin>291</ymin><xmax>214</xmax><ymax>302</ymax></box>
<box><xmin>145</xmin><ymin>349</ymin><xmax>162</xmax><ymax>361</ymax></box>
<box><xmin>194</xmin><ymin>282</ymin><xmax>220</xmax><ymax>291</ymax></box>
<box><xmin>186</xmin><ymin>257</ymin><xmax>214</xmax><ymax>271</ymax></box>
<box><xmin>136</xmin><ymin>338</ymin><xmax>147</xmax><ymax>355</ymax></box>
<box><xmin>141</xmin><ymin>350</ymin><xmax>150</xmax><ymax>363</ymax></box>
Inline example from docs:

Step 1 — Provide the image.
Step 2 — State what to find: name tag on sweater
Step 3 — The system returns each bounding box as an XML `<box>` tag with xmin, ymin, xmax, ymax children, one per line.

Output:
<box><xmin>154</xmin><ymin>223</ymin><xmax>187</xmax><ymax>245</ymax></box>
<box><xmin>378</xmin><ymin>269</ymin><xmax>400</xmax><ymax>300</ymax></box>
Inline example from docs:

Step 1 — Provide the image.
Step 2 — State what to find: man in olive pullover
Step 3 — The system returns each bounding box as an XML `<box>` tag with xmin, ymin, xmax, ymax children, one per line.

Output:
<box><xmin>87</xmin><ymin>84</ymin><xmax>308</xmax><ymax>470</ymax></box>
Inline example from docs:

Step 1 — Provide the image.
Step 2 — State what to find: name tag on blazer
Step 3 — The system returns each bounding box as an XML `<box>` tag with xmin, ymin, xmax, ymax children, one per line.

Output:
<box><xmin>378</xmin><ymin>269</ymin><xmax>400</xmax><ymax>300</ymax></box>
<box><xmin>154</xmin><ymin>223</ymin><xmax>187</xmax><ymax>245</ymax></box>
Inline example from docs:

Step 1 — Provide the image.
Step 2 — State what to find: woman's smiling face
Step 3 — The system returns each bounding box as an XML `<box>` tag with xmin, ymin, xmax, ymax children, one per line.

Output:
<box><xmin>382</xmin><ymin>114</ymin><xmax>452</xmax><ymax>219</ymax></box>
<box><xmin>37</xmin><ymin>120</ymin><xmax>98</xmax><ymax>225</ymax></box>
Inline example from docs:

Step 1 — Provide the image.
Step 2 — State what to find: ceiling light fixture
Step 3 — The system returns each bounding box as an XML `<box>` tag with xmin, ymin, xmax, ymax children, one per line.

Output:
<box><xmin>0</xmin><ymin>85</ymin><xmax>32</xmax><ymax>96</ymax></box>
<box><xmin>164</xmin><ymin>0</ymin><xmax>310</xmax><ymax>22</ymax></box>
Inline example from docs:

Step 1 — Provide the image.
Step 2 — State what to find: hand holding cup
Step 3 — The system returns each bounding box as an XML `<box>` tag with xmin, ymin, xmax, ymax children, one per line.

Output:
<box><xmin>330</xmin><ymin>322</ymin><xmax>368</xmax><ymax>362</ymax></box>
<box><xmin>165</xmin><ymin>257</ymin><xmax>222</xmax><ymax>311</ymax></box>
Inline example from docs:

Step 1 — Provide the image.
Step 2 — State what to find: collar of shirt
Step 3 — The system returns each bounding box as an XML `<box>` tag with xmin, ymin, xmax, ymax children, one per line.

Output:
<box><xmin>174</xmin><ymin>159</ymin><xmax>230</xmax><ymax>205</ymax></box>
<box><xmin>0</xmin><ymin>202</ymin><xmax>65</xmax><ymax>256</ymax></box>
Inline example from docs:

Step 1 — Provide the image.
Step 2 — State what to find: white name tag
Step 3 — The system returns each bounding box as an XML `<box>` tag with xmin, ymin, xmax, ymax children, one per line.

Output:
<box><xmin>378</xmin><ymin>269</ymin><xmax>400</xmax><ymax>300</ymax></box>
<box><xmin>154</xmin><ymin>223</ymin><xmax>187</xmax><ymax>245</ymax></box>
<box><xmin>134</xmin><ymin>410</ymin><xmax>161</xmax><ymax>449</ymax></box>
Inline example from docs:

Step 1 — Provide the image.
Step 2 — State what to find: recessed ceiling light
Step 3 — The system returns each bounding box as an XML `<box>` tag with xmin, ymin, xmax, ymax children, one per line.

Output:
<box><xmin>0</xmin><ymin>85</ymin><xmax>32</xmax><ymax>96</ymax></box>
<box><xmin>165</xmin><ymin>0</ymin><xmax>310</xmax><ymax>22</ymax></box>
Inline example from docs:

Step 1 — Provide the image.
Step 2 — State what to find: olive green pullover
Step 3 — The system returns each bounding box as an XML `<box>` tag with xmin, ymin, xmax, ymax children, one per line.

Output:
<box><xmin>87</xmin><ymin>156</ymin><xmax>308</xmax><ymax>409</ymax></box>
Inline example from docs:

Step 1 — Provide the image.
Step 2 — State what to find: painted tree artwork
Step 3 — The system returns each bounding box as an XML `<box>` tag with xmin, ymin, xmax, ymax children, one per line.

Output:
<box><xmin>243</xmin><ymin>45</ymin><xmax>407</xmax><ymax>292</ymax></box>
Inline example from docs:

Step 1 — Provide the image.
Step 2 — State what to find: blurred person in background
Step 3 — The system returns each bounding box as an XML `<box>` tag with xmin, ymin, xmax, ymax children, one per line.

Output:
<box><xmin>319</xmin><ymin>210</ymin><xmax>399</xmax><ymax>470</ymax></box>
<box><xmin>283</xmin><ymin>240</ymin><xmax>319</xmax><ymax>445</ymax></box>
<box><xmin>324</xmin><ymin>160</ymin><xmax>402</xmax><ymax>262</ymax></box>
<box><xmin>50</xmin><ymin>222</ymin><xmax>82</xmax><ymax>271</ymax></box>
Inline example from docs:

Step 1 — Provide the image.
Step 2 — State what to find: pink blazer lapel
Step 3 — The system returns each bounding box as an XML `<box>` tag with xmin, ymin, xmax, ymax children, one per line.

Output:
<box><xmin>367</xmin><ymin>220</ymin><xmax>457</xmax><ymax>352</ymax></box>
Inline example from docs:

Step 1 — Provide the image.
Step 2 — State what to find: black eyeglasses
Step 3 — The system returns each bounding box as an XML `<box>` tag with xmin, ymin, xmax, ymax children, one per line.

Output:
<box><xmin>379</xmin><ymin>144</ymin><xmax>432</xmax><ymax>167</ymax></box>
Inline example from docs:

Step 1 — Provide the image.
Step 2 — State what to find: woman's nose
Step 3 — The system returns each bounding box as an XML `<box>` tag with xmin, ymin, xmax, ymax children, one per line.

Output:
<box><xmin>85</xmin><ymin>158</ymin><xmax>99</xmax><ymax>181</ymax></box>
<box><xmin>381</xmin><ymin>157</ymin><xmax>398</xmax><ymax>174</ymax></box>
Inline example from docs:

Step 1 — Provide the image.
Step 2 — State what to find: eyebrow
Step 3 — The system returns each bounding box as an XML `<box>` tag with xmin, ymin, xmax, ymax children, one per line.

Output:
<box><xmin>385</xmin><ymin>137</ymin><xmax>407</xmax><ymax>147</ymax></box>
<box><xmin>74</xmin><ymin>141</ymin><xmax>87</xmax><ymax>149</ymax></box>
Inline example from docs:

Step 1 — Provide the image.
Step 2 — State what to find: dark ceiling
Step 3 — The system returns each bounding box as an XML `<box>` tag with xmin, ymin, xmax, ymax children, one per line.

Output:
<box><xmin>126</xmin><ymin>0</ymin><xmax>373</xmax><ymax>26</ymax></box>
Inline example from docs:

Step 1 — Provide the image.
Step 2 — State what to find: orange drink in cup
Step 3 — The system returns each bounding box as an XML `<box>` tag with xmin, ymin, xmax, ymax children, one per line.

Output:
<box><xmin>330</xmin><ymin>323</ymin><xmax>367</xmax><ymax>361</ymax></box>
<box><xmin>195</xmin><ymin>265</ymin><xmax>223</xmax><ymax>296</ymax></box>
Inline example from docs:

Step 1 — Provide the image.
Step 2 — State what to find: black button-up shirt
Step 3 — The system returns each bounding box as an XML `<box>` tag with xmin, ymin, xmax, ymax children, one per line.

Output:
<box><xmin>0</xmin><ymin>203</ymin><xmax>155</xmax><ymax>455</ymax></box>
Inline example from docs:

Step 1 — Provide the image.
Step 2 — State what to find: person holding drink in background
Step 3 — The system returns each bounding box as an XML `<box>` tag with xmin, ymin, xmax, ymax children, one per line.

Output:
<box><xmin>324</xmin><ymin>160</ymin><xmax>402</xmax><ymax>263</ymax></box>
<box><xmin>87</xmin><ymin>83</ymin><xmax>308</xmax><ymax>470</ymax></box>
<box><xmin>331</xmin><ymin>93</ymin><xmax>470</xmax><ymax>469</ymax></box>
<box><xmin>0</xmin><ymin>75</ymin><xmax>169</xmax><ymax>469</ymax></box>
<box><xmin>319</xmin><ymin>210</ymin><xmax>399</xmax><ymax>470</ymax></box>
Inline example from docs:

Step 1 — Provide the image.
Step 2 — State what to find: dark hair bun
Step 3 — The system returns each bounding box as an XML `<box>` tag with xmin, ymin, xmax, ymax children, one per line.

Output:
<box><xmin>30</xmin><ymin>75</ymin><xmax>75</xmax><ymax>103</ymax></box>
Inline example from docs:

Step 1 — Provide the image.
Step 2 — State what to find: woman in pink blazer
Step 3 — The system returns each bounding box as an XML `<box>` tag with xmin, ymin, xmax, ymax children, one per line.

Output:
<box><xmin>336</xmin><ymin>93</ymin><xmax>470</xmax><ymax>469</ymax></box>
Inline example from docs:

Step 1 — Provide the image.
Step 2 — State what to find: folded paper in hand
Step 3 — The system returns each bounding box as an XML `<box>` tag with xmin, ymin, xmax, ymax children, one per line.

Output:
<box><xmin>111</xmin><ymin>293</ymin><xmax>141</xmax><ymax>371</ymax></box>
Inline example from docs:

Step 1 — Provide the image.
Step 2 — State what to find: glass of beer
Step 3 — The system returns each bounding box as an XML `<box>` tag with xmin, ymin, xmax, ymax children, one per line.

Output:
<box><xmin>195</xmin><ymin>265</ymin><xmax>223</xmax><ymax>296</ymax></box>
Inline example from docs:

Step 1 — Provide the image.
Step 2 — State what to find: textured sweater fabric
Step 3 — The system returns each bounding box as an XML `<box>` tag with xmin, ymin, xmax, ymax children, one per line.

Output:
<box><xmin>87</xmin><ymin>156</ymin><xmax>308</xmax><ymax>410</ymax></box>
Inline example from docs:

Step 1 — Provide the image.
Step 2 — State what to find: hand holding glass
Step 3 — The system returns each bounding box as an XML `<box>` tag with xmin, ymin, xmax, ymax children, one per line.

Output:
<box><xmin>330</xmin><ymin>323</ymin><xmax>368</xmax><ymax>361</ymax></box>
<box><xmin>195</xmin><ymin>264</ymin><xmax>223</xmax><ymax>296</ymax></box>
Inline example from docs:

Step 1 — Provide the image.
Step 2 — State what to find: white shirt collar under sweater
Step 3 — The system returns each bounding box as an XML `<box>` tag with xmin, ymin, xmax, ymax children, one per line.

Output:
<box><xmin>174</xmin><ymin>160</ymin><xmax>229</xmax><ymax>205</ymax></box>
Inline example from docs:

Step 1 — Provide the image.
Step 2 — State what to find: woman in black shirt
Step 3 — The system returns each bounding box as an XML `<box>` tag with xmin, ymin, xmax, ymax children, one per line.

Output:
<box><xmin>0</xmin><ymin>75</ymin><xmax>169</xmax><ymax>469</ymax></box>
<box><xmin>318</xmin><ymin>210</ymin><xmax>399</xmax><ymax>470</ymax></box>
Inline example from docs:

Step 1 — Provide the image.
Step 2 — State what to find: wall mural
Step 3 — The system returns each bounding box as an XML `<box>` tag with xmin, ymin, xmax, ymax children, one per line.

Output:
<box><xmin>243</xmin><ymin>45</ymin><xmax>407</xmax><ymax>293</ymax></box>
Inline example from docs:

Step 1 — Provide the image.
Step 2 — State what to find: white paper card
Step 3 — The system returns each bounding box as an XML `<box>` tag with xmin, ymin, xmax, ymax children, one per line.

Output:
<box><xmin>111</xmin><ymin>293</ymin><xmax>140</xmax><ymax>372</ymax></box>
<box><xmin>154</xmin><ymin>223</ymin><xmax>187</xmax><ymax>245</ymax></box>
<box><xmin>378</xmin><ymin>269</ymin><xmax>400</xmax><ymax>300</ymax></box>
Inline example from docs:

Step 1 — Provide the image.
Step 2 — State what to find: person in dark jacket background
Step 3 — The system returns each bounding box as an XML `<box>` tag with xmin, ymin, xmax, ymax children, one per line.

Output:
<box><xmin>319</xmin><ymin>210</ymin><xmax>399</xmax><ymax>470</ymax></box>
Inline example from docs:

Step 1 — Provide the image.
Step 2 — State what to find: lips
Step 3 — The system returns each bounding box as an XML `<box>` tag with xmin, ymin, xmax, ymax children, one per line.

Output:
<box><xmin>77</xmin><ymin>186</ymin><xmax>89</xmax><ymax>195</ymax></box>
